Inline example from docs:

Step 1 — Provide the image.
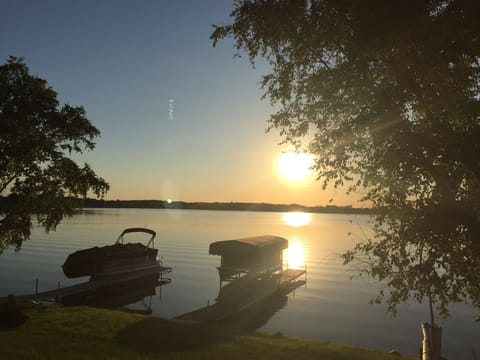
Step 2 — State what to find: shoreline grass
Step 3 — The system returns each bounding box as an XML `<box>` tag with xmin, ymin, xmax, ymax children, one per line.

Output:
<box><xmin>0</xmin><ymin>302</ymin><xmax>414</xmax><ymax>359</ymax></box>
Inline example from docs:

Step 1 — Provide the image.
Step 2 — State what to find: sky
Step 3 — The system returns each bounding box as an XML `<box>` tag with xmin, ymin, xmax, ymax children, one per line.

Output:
<box><xmin>1</xmin><ymin>0</ymin><xmax>359</xmax><ymax>207</ymax></box>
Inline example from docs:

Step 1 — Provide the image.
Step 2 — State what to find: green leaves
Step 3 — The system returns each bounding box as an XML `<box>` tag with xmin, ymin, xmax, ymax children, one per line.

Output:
<box><xmin>0</xmin><ymin>56</ymin><xmax>109</xmax><ymax>252</ymax></box>
<box><xmin>213</xmin><ymin>0</ymin><xmax>480</xmax><ymax>320</ymax></box>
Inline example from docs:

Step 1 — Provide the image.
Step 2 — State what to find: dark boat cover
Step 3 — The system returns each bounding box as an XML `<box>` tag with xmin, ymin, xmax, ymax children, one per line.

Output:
<box><xmin>62</xmin><ymin>243</ymin><xmax>157</xmax><ymax>278</ymax></box>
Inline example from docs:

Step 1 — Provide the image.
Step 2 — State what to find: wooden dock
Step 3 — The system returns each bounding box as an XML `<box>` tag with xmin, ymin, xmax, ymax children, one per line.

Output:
<box><xmin>175</xmin><ymin>268</ymin><xmax>306</xmax><ymax>324</ymax></box>
<box><xmin>16</xmin><ymin>265</ymin><xmax>172</xmax><ymax>302</ymax></box>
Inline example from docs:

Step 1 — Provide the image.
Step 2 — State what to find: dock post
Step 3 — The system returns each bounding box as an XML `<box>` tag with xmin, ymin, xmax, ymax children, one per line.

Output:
<box><xmin>305</xmin><ymin>264</ymin><xmax>307</xmax><ymax>287</ymax></box>
<box><xmin>35</xmin><ymin>278</ymin><xmax>39</xmax><ymax>295</ymax></box>
<box><xmin>56</xmin><ymin>281</ymin><xmax>61</xmax><ymax>303</ymax></box>
<box><xmin>160</xmin><ymin>256</ymin><xmax>163</xmax><ymax>280</ymax></box>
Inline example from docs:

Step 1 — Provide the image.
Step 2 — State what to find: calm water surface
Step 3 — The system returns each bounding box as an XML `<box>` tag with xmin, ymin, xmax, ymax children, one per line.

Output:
<box><xmin>0</xmin><ymin>208</ymin><xmax>478</xmax><ymax>359</ymax></box>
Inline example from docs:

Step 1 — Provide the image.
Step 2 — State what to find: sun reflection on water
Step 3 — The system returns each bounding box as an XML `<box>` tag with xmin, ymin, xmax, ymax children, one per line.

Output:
<box><xmin>285</xmin><ymin>239</ymin><xmax>306</xmax><ymax>270</ymax></box>
<box><xmin>282</xmin><ymin>212</ymin><xmax>312</xmax><ymax>227</ymax></box>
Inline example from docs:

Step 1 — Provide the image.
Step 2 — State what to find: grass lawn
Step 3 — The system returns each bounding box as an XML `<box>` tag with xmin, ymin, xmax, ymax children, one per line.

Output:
<box><xmin>0</xmin><ymin>302</ymin><xmax>415</xmax><ymax>359</ymax></box>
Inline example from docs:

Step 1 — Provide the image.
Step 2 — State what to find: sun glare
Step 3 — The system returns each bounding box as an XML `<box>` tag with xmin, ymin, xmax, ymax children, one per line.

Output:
<box><xmin>278</xmin><ymin>151</ymin><xmax>314</xmax><ymax>181</ymax></box>
<box><xmin>282</xmin><ymin>212</ymin><xmax>312</xmax><ymax>227</ymax></box>
<box><xmin>285</xmin><ymin>240</ymin><xmax>306</xmax><ymax>269</ymax></box>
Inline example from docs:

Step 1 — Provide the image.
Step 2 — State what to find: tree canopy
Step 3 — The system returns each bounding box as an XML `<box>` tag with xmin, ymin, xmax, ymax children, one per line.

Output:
<box><xmin>0</xmin><ymin>56</ymin><xmax>109</xmax><ymax>253</ymax></box>
<box><xmin>212</xmin><ymin>0</ymin><xmax>480</xmax><ymax>319</ymax></box>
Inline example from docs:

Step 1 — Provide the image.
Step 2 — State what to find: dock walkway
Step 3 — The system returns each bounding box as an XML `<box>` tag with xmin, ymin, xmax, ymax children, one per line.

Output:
<box><xmin>16</xmin><ymin>266</ymin><xmax>172</xmax><ymax>302</ymax></box>
<box><xmin>176</xmin><ymin>268</ymin><xmax>305</xmax><ymax>323</ymax></box>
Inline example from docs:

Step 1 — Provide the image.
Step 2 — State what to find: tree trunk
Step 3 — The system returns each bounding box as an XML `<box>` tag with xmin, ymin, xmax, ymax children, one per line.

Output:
<box><xmin>421</xmin><ymin>322</ymin><xmax>442</xmax><ymax>360</ymax></box>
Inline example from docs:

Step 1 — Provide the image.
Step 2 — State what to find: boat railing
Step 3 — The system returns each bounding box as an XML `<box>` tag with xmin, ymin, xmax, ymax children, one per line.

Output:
<box><xmin>115</xmin><ymin>227</ymin><xmax>156</xmax><ymax>248</ymax></box>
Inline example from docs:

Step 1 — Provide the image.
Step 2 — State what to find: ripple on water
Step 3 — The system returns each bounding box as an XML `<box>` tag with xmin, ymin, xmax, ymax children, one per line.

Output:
<box><xmin>0</xmin><ymin>210</ymin><xmax>478</xmax><ymax>360</ymax></box>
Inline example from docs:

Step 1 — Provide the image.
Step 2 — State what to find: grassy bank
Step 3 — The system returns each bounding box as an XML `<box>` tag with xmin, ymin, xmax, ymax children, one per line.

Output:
<box><xmin>0</xmin><ymin>303</ymin><xmax>414</xmax><ymax>359</ymax></box>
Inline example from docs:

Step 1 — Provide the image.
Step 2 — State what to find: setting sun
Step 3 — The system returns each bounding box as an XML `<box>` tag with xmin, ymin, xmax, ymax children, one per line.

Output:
<box><xmin>278</xmin><ymin>151</ymin><xmax>314</xmax><ymax>181</ymax></box>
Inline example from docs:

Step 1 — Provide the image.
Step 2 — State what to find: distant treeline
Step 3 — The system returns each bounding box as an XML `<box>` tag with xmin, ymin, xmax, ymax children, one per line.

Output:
<box><xmin>80</xmin><ymin>198</ymin><xmax>373</xmax><ymax>215</ymax></box>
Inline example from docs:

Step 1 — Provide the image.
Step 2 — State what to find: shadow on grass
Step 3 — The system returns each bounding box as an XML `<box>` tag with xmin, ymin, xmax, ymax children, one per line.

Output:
<box><xmin>0</xmin><ymin>297</ymin><xmax>29</xmax><ymax>330</ymax></box>
<box><xmin>116</xmin><ymin>282</ymin><xmax>305</xmax><ymax>355</ymax></box>
<box><xmin>116</xmin><ymin>317</ymin><xmax>241</xmax><ymax>353</ymax></box>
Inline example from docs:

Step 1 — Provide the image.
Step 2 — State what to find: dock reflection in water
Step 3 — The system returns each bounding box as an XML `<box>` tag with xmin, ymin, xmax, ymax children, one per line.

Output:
<box><xmin>60</xmin><ymin>274</ymin><xmax>166</xmax><ymax>315</ymax></box>
<box><xmin>217</xmin><ymin>276</ymin><xmax>305</xmax><ymax>330</ymax></box>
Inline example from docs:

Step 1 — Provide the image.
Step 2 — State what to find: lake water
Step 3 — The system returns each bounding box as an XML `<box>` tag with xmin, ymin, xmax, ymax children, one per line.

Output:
<box><xmin>0</xmin><ymin>208</ymin><xmax>479</xmax><ymax>359</ymax></box>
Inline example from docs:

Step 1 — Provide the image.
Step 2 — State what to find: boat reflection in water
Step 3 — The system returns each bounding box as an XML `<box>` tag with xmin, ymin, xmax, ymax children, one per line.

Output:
<box><xmin>60</xmin><ymin>273</ymin><xmax>165</xmax><ymax>314</ymax></box>
<box><xmin>176</xmin><ymin>235</ymin><xmax>306</xmax><ymax>329</ymax></box>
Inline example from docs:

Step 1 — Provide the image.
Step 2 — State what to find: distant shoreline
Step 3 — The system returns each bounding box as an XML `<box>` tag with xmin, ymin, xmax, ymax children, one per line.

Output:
<box><xmin>81</xmin><ymin>198</ymin><xmax>373</xmax><ymax>215</ymax></box>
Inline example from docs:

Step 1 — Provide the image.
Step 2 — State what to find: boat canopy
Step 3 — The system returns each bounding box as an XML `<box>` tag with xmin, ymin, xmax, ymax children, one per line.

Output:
<box><xmin>209</xmin><ymin>235</ymin><xmax>287</xmax><ymax>255</ymax></box>
<box><xmin>209</xmin><ymin>235</ymin><xmax>288</xmax><ymax>281</ymax></box>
